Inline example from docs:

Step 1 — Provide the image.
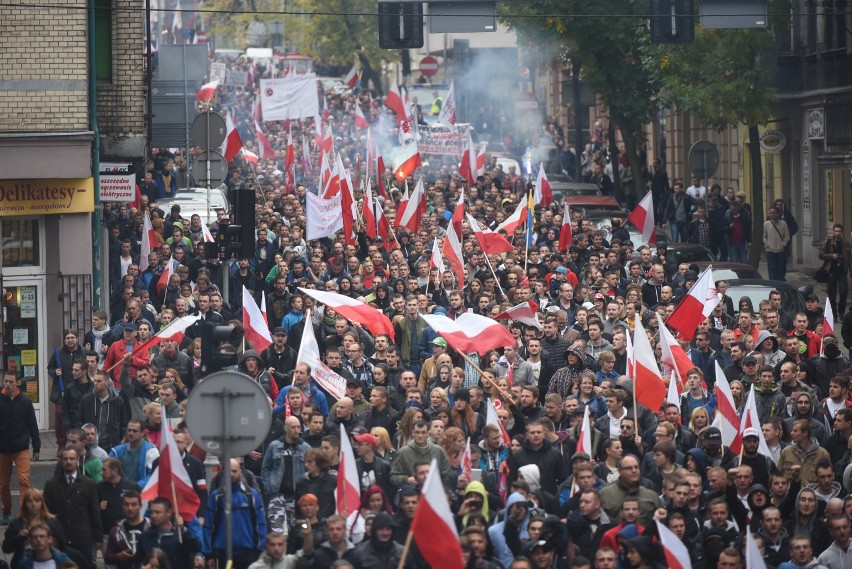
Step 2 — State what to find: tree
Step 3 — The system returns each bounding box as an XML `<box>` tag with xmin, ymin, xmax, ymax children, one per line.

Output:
<box><xmin>498</xmin><ymin>0</ymin><xmax>661</xmax><ymax>201</ymax></box>
<box><xmin>645</xmin><ymin>19</ymin><xmax>786</xmax><ymax>264</ymax></box>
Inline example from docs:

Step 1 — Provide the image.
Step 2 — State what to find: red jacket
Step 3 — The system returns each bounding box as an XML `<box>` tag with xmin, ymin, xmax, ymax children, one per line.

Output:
<box><xmin>788</xmin><ymin>329</ymin><xmax>822</xmax><ymax>359</ymax></box>
<box><xmin>103</xmin><ymin>340</ymin><xmax>145</xmax><ymax>387</ymax></box>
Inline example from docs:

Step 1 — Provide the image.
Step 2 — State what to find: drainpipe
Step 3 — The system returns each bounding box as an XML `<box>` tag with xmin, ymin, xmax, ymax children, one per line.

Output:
<box><xmin>88</xmin><ymin>0</ymin><xmax>102</xmax><ymax>309</ymax></box>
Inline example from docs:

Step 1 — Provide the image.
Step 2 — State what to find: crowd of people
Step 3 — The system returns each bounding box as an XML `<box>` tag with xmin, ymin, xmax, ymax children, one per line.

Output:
<box><xmin>3</xmin><ymin>56</ymin><xmax>852</xmax><ymax>569</ymax></box>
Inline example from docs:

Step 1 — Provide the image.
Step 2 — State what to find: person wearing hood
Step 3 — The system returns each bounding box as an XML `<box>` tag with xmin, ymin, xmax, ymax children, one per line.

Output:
<box><xmin>507</xmin><ymin>419</ymin><xmax>568</xmax><ymax>496</ymax></box>
<box><xmin>343</xmin><ymin>511</ymin><xmax>408</xmax><ymax>568</ymax></box>
<box><xmin>518</xmin><ymin>464</ymin><xmax>558</xmax><ymax>515</ymax></box>
<box><xmin>808</xmin><ymin>461</ymin><xmax>843</xmax><ymax>506</ymax></box>
<box><xmin>755</xmin><ymin>366</ymin><xmax>788</xmax><ymax>423</ymax></box>
<box><xmin>239</xmin><ymin>350</ymin><xmax>280</xmax><ymax>403</ymax></box>
<box><xmin>786</xmin><ymin>487</ymin><xmax>830</xmax><ymax>557</ymax></box>
<box><xmin>488</xmin><ymin>492</ymin><xmax>531</xmax><ymax>569</ymax></box>
<box><xmin>758</xmin><ymin>506</ymin><xmax>793</xmax><ymax>566</ymax></box>
<box><xmin>389</xmin><ymin>419</ymin><xmax>455</xmax><ymax>490</ymax></box>
<box><xmin>811</xmin><ymin>335</ymin><xmax>849</xmax><ymax>397</ymax></box>
<box><xmin>547</xmin><ymin>345</ymin><xmax>591</xmax><ymax>399</ymax></box>
<box><xmin>757</xmin><ymin>329</ymin><xmax>786</xmax><ymax>367</ymax></box>
<box><xmin>786</xmin><ymin>394</ymin><xmax>829</xmax><ymax>446</ymax></box>
<box><xmin>623</xmin><ymin>535</ymin><xmax>665</xmax><ymax>569</ymax></box>
<box><xmin>456</xmin><ymin>480</ymin><xmax>494</xmax><ymax>529</ymax></box>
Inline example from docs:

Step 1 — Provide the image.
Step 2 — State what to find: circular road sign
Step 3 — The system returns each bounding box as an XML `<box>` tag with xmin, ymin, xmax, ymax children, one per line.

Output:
<box><xmin>192</xmin><ymin>150</ymin><xmax>228</xmax><ymax>188</ymax></box>
<box><xmin>420</xmin><ymin>56</ymin><xmax>439</xmax><ymax>78</ymax></box>
<box><xmin>687</xmin><ymin>140</ymin><xmax>720</xmax><ymax>180</ymax></box>
<box><xmin>191</xmin><ymin>110</ymin><xmax>227</xmax><ymax>148</ymax></box>
<box><xmin>184</xmin><ymin>371</ymin><xmax>273</xmax><ymax>457</ymax></box>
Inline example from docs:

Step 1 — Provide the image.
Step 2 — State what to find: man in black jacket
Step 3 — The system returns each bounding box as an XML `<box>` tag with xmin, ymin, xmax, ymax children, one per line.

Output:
<box><xmin>353</xmin><ymin>432</ymin><xmax>393</xmax><ymax>498</ymax></box>
<box><xmin>97</xmin><ymin>458</ymin><xmax>141</xmax><ymax>539</ymax></box>
<box><xmin>507</xmin><ymin>419</ymin><xmax>569</xmax><ymax>495</ymax></box>
<box><xmin>44</xmin><ymin>447</ymin><xmax>102</xmax><ymax>563</ymax></box>
<box><xmin>260</xmin><ymin>328</ymin><xmax>298</xmax><ymax>389</ymax></box>
<box><xmin>0</xmin><ymin>370</ymin><xmax>41</xmax><ymax>524</ymax></box>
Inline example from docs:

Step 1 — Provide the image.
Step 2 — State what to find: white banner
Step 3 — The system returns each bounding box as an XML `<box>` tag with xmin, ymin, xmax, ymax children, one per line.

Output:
<box><xmin>210</xmin><ymin>62</ymin><xmax>227</xmax><ymax>83</ymax></box>
<box><xmin>99</xmin><ymin>174</ymin><xmax>136</xmax><ymax>202</ymax></box>
<box><xmin>298</xmin><ymin>310</ymin><xmax>346</xmax><ymax>400</ymax></box>
<box><xmin>260</xmin><ymin>73</ymin><xmax>320</xmax><ymax>122</ymax></box>
<box><xmin>419</xmin><ymin>123</ymin><xmax>471</xmax><ymax>156</ymax></box>
<box><xmin>305</xmin><ymin>190</ymin><xmax>343</xmax><ymax>240</ymax></box>
<box><xmin>226</xmin><ymin>69</ymin><xmax>249</xmax><ymax>87</ymax></box>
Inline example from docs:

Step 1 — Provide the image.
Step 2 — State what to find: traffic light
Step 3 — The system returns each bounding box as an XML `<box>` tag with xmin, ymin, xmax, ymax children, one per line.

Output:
<box><xmin>379</xmin><ymin>2</ymin><xmax>424</xmax><ymax>49</ymax></box>
<box><xmin>650</xmin><ymin>0</ymin><xmax>695</xmax><ymax>44</ymax></box>
<box><xmin>199</xmin><ymin>322</ymin><xmax>239</xmax><ymax>376</ymax></box>
<box><xmin>233</xmin><ymin>189</ymin><xmax>256</xmax><ymax>260</ymax></box>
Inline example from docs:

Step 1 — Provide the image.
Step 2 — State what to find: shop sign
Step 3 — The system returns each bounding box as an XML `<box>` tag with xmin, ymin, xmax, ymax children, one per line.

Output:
<box><xmin>0</xmin><ymin>178</ymin><xmax>95</xmax><ymax>216</ymax></box>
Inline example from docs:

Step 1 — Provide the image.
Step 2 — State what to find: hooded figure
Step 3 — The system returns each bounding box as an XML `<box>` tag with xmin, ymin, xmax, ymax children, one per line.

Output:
<box><xmin>460</xmin><ymin>480</ymin><xmax>492</xmax><ymax>526</ymax></box>
<box><xmin>746</xmin><ymin>484</ymin><xmax>771</xmax><ymax>532</ymax></box>
<box><xmin>813</xmin><ymin>335</ymin><xmax>848</xmax><ymax>396</ymax></box>
<box><xmin>784</xmin><ymin>487</ymin><xmax>829</xmax><ymax>556</ymax></box>
<box><xmin>547</xmin><ymin>345</ymin><xmax>590</xmax><ymax>399</ymax></box>
<box><xmin>785</xmin><ymin>392</ymin><xmax>828</xmax><ymax>445</ymax></box>
<box><xmin>238</xmin><ymin>350</ymin><xmax>278</xmax><ymax>401</ymax></box>
<box><xmin>756</xmin><ymin>329</ymin><xmax>785</xmax><ymax>366</ymax></box>
<box><xmin>685</xmin><ymin>448</ymin><xmax>709</xmax><ymax>490</ymax></box>
<box><xmin>623</xmin><ymin>535</ymin><xmax>665</xmax><ymax>569</ymax></box>
<box><xmin>488</xmin><ymin>492</ymin><xmax>531</xmax><ymax>568</ymax></box>
<box><xmin>343</xmin><ymin>511</ymin><xmax>406</xmax><ymax>568</ymax></box>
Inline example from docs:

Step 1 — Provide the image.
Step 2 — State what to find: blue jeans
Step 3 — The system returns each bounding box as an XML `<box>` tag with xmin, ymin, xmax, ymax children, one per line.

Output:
<box><xmin>728</xmin><ymin>243</ymin><xmax>747</xmax><ymax>264</ymax></box>
<box><xmin>670</xmin><ymin>221</ymin><xmax>689</xmax><ymax>243</ymax></box>
<box><xmin>766</xmin><ymin>251</ymin><xmax>786</xmax><ymax>281</ymax></box>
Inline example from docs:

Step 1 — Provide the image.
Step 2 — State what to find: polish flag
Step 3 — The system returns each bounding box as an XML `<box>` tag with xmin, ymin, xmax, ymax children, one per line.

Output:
<box><xmin>396</xmin><ymin>176</ymin><xmax>426</xmax><ymax>234</ymax></box>
<box><xmin>394</xmin><ymin>140</ymin><xmax>422</xmax><ymax>182</ymax></box>
<box><xmin>354</xmin><ymin>103</ymin><xmax>369</xmax><ymax>128</ymax></box>
<box><xmin>242</xmin><ymin>286</ymin><xmax>272</xmax><ymax>352</ymax></box>
<box><xmin>301</xmin><ymin>136</ymin><xmax>313</xmax><ymax>174</ymax></box>
<box><xmin>632</xmin><ymin>315</ymin><xmax>666</xmax><ymax>412</ymax></box>
<box><xmin>134</xmin><ymin>314</ymin><xmax>201</xmax><ymax>354</ymax></box>
<box><xmin>420</xmin><ymin>313</ymin><xmax>516</xmax><ymax>355</ymax></box>
<box><xmin>241</xmin><ymin>149</ymin><xmax>259</xmax><ymax>164</ymax></box>
<box><xmin>714</xmin><ymin>361</ymin><xmax>742</xmax><ymax>455</ymax></box>
<box><xmin>343</xmin><ymin>63</ymin><xmax>359</xmax><ymax>89</ymax></box>
<box><xmin>261</xmin><ymin>292</ymin><xmax>269</xmax><ymax>326</ymax></box>
<box><xmin>494</xmin><ymin>301</ymin><xmax>542</xmax><ymax>329</ymax></box>
<box><xmin>410</xmin><ymin>459</ymin><xmax>464</xmax><ymax>569</ymax></box>
<box><xmin>320</xmin><ymin>152</ymin><xmax>335</xmax><ymax>196</ymax></box>
<box><xmin>196</xmin><ymin>79</ymin><xmax>219</xmax><ymax>102</ymax></box>
<box><xmin>666</xmin><ymin>266</ymin><xmax>721</xmax><ymax>341</ymax></box>
<box><xmin>742</xmin><ymin>384</ymin><xmax>776</xmax><ymax>463</ymax></box>
<box><xmin>140</xmin><ymin>211</ymin><xmax>156</xmax><ymax>262</ymax></box>
<box><xmin>534</xmin><ymin>166</ymin><xmax>553</xmax><ymax>206</ymax></box>
<box><xmin>362</xmin><ymin>183</ymin><xmax>390</xmax><ymax>241</ymax></box>
<box><xmin>655</xmin><ymin>314</ymin><xmax>697</xmax><ymax>390</ymax></box>
<box><xmin>824</xmin><ymin>298</ymin><xmax>835</xmax><ymax>337</ymax></box>
<box><xmin>319</xmin><ymin>124</ymin><xmax>334</xmax><ymax>155</ymax></box>
<box><xmin>625</xmin><ymin>192</ymin><xmax>657</xmax><ymax>246</ymax></box>
<box><xmin>255</xmin><ymin>121</ymin><xmax>275</xmax><ymax>160</ymax></box>
<box><xmin>284</xmin><ymin>129</ymin><xmax>296</xmax><ymax>193</ymax></box>
<box><xmin>656</xmin><ymin>520</ymin><xmax>692</xmax><ymax>569</ymax></box>
<box><xmin>442</xmin><ymin>223</ymin><xmax>465</xmax><ymax>290</ymax></box>
<box><xmin>558</xmin><ymin>201</ymin><xmax>573</xmax><ymax>252</ymax></box>
<box><xmin>467</xmin><ymin>214</ymin><xmax>514</xmax><ymax>255</ymax></box>
<box><xmin>451</xmin><ymin>189</ymin><xmax>465</xmax><ymax>237</ymax></box>
<box><xmin>495</xmin><ymin>199</ymin><xmax>528</xmax><ymax>236</ymax></box>
<box><xmin>460</xmin><ymin>437</ymin><xmax>472</xmax><ymax>482</ymax></box>
<box><xmin>221</xmin><ymin>112</ymin><xmax>244</xmax><ymax>164</ymax></box>
<box><xmin>337</xmin><ymin>424</ymin><xmax>361</xmax><ymax>515</ymax></box>
<box><xmin>298</xmin><ymin>288</ymin><xmax>395</xmax><ymax>341</ymax></box>
<box><xmin>385</xmin><ymin>85</ymin><xmax>407</xmax><ymax>120</ymax></box>
<box><xmin>200</xmin><ymin>222</ymin><xmax>215</xmax><ymax>243</ymax></box>
<box><xmin>487</xmin><ymin>398</ymin><xmax>511</xmax><ymax>446</ymax></box>
<box><xmin>746</xmin><ymin>529</ymin><xmax>767</xmax><ymax>569</ymax></box>
<box><xmin>376</xmin><ymin>156</ymin><xmax>388</xmax><ymax>199</ymax></box>
<box><xmin>576</xmin><ymin>405</ymin><xmax>592</xmax><ymax>455</ymax></box>
<box><xmin>626</xmin><ymin>327</ymin><xmax>635</xmax><ymax>378</ymax></box>
<box><xmin>475</xmin><ymin>143</ymin><xmax>487</xmax><ymax>176</ymax></box>
<box><xmin>459</xmin><ymin>133</ymin><xmax>478</xmax><ymax>185</ymax></box>
<box><xmin>156</xmin><ymin>256</ymin><xmax>174</xmax><ymax>293</ymax></box>
<box><xmin>438</xmin><ymin>80</ymin><xmax>456</xmax><ymax>127</ymax></box>
<box><xmin>141</xmin><ymin>403</ymin><xmax>203</xmax><ymax>521</ymax></box>
<box><xmin>340</xmin><ymin>156</ymin><xmax>357</xmax><ymax>245</ymax></box>
<box><xmin>430</xmin><ymin>237</ymin><xmax>445</xmax><ymax>275</ymax></box>
<box><xmin>296</xmin><ymin>310</ymin><xmax>346</xmax><ymax>401</ymax></box>
<box><xmin>666</xmin><ymin>370</ymin><xmax>680</xmax><ymax>408</ymax></box>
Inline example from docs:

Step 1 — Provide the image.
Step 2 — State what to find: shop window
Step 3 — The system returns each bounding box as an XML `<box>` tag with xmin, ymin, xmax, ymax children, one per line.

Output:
<box><xmin>1</xmin><ymin>219</ymin><xmax>40</xmax><ymax>268</ymax></box>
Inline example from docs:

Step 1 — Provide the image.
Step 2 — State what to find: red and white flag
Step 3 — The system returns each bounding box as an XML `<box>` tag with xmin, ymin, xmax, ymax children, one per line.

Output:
<box><xmin>319</xmin><ymin>124</ymin><xmax>334</xmax><ymax>155</ymax></box>
<box><xmin>494</xmin><ymin>301</ymin><xmax>542</xmax><ymax>330</ymax></box>
<box><xmin>746</xmin><ymin>528</ymin><xmax>767</xmax><ymax>569</ymax></box>
<box><xmin>656</xmin><ymin>520</ymin><xmax>692</xmax><ymax>569</ymax></box>
<box><xmin>394</xmin><ymin>140</ymin><xmax>422</xmax><ymax>182</ymax></box>
<box><xmin>196</xmin><ymin>79</ymin><xmax>219</xmax><ymax>102</ymax></box>
<box><xmin>438</xmin><ymin>80</ymin><xmax>456</xmax><ymax>127</ymax></box>
<box><xmin>385</xmin><ymin>85</ymin><xmax>407</xmax><ymax>120</ymax></box>
<box><xmin>337</xmin><ymin>424</ymin><xmax>361</xmax><ymax>516</ymax></box>
<box><xmin>362</xmin><ymin>182</ymin><xmax>390</xmax><ymax>241</ymax></box>
<box><xmin>134</xmin><ymin>314</ymin><xmax>201</xmax><ymax>354</ymax></box>
<box><xmin>241</xmin><ymin>149</ymin><xmax>259</xmax><ymax>164</ymax></box>
<box><xmin>343</xmin><ymin>63</ymin><xmax>359</xmax><ymax>89</ymax></box>
<box><xmin>451</xmin><ymin>189</ymin><xmax>465</xmax><ymax>237</ymax></box>
<box><xmin>626</xmin><ymin>192</ymin><xmax>657</xmax><ymax>246</ymax></box>
<box><xmin>354</xmin><ymin>103</ymin><xmax>369</xmax><ymax>128</ymax></box>
<box><xmin>656</xmin><ymin>314</ymin><xmax>698</xmax><ymax>389</ymax></box>
<box><xmin>487</xmin><ymin>398</ymin><xmax>511</xmax><ymax>446</ymax></box>
<box><xmin>559</xmin><ymin>201</ymin><xmax>573</xmax><ymax>252</ymax></box>
<box><xmin>475</xmin><ymin>143</ymin><xmax>487</xmax><ymax>176</ymax></box>
<box><xmin>576</xmin><ymin>405</ymin><xmax>592</xmax><ymax>455</ymax></box>
<box><xmin>626</xmin><ymin>326</ymin><xmax>635</xmax><ymax>378</ymax></box>
<box><xmin>714</xmin><ymin>361</ymin><xmax>742</xmax><ymax>455</ymax></box>
<box><xmin>301</xmin><ymin>136</ymin><xmax>313</xmax><ymax>174</ymax></box>
<box><xmin>459</xmin><ymin>133</ymin><xmax>478</xmax><ymax>186</ymax></box>
<box><xmin>534</xmin><ymin>166</ymin><xmax>553</xmax><ymax>206</ymax></box>
<box><xmin>666</xmin><ymin>370</ymin><xmax>681</xmax><ymax>408</ymax></box>
<box><xmin>442</xmin><ymin>223</ymin><xmax>465</xmax><ymax>290</ymax></box>
<box><xmin>261</xmin><ymin>291</ymin><xmax>269</xmax><ymax>326</ymax></box>
<box><xmin>284</xmin><ymin>129</ymin><xmax>296</xmax><ymax>193</ymax></box>
<box><xmin>296</xmin><ymin>310</ymin><xmax>346</xmax><ymax>400</ymax></box>
<box><xmin>430</xmin><ymin>237</ymin><xmax>445</xmax><ymax>275</ymax></box>
<box><xmin>460</xmin><ymin>436</ymin><xmax>472</xmax><ymax>482</ymax></box>
<box><xmin>200</xmin><ymin>222</ymin><xmax>215</xmax><ymax>243</ymax></box>
<box><xmin>140</xmin><ymin>211</ymin><xmax>156</xmax><ymax>262</ymax></box>
<box><xmin>824</xmin><ymin>298</ymin><xmax>835</xmax><ymax>337</ymax></box>
<box><xmin>495</xmin><ymin>199</ymin><xmax>528</xmax><ymax>236</ymax></box>
<box><xmin>666</xmin><ymin>266</ymin><xmax>721</xmax><ymax>341</ymax></box>
<box><xmin>632</xmin><ymin>315</ymin><xmax>666</xmax><ymax>412</ymax></box>
<box><xmin>156</xmin><ymin>256</ymin><xmax>174</xmax><ymax>293</ymax></box>
<box><xmin>742</xmin><ymin>384</ymin><xmax>776</xmax><ymax>463</ymax></box>
<box><xmin>221</xmin><ymin>112</ymin><xmax>244</xmax><ymax>164</ymax></box>
<box><xmin>255</xmin><ymin>121</ymin><xmax>275</xmax><ymax>160</ymax></box>
<box><xmin>242</xmin><ymin>286</ymin><xmax>272</xmax><ymax>352</ymax></box>
<box><xmin>420</xmin><ymin>313</ymin><xmax>516</xmax><ymax>355</ymax></box>
<box><xmin>299</xmin><ymin>288</ymin><xmax>395</xmax><ymax>341</ymax></box>
<box><xmin>466</xmin><ymin>214</ymin><xmax>513</xmax><ymax>255</ymax></box>
<box><xmin>339</xmin><ymin>155</ymin><xmax>358</xmax><ymax>245</ymax></box>
<box><xmin>410</xmin><ymin>459</ymin><xmax>465</xmax><ymax>569</ymax></box>
<box><xmin>396</xmin><ymin>175</ymin><xmax>426</xmax><ymax>234</ymax></box>
<box><xmin>141</xmin><ymin>402</ymin><xmax>203</xmax><ymax>521</ymax></box>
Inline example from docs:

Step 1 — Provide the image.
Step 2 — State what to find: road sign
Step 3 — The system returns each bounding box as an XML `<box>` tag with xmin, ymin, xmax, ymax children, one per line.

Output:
<box><xmin>184</xmin><ymin>371</ymin><xmax>272</xmax><ymax>457</ymax></box>
<box><xmin>420</xmin><ymin>56</ymin><xmax>439</xmax><ymax>77</ymax></box>
<box><xmin>191</xmin><ymin>111</ymin><xmax>227</xmax><ymax>148</ymax></box>
<box><xmin>192</xmin><ymin>150</ymin><xmax>228</xmax><ymax>188</ymax></box>
<box><xmin>688</xmin><ymin>140</ymin><xmax>720</xmax><ymax>180</ymax></box>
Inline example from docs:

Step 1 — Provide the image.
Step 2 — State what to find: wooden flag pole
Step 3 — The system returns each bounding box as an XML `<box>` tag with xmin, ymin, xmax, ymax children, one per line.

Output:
<box><xmin>397</xmin><ymin>529</ymin><xmax>415</xmax><ymax>569</ymax></box>
<box><xmin>456</xmin><ymin>351</ymin><xmax>515</xmax><ymax>405</ymax></box>
<box><xmin>171</xmin><ymin>481</ymin><xmax>184</xmax><ymax>544</ymax></box>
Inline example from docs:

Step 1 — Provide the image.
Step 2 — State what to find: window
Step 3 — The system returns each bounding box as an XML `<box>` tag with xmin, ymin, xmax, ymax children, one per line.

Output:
<box><xmin>1</xmin><ymin>219</ymin><xmax>40</xmax><ymax>268</ymax></box>
<box><xmin>94</xmin><ymin>0</ymin><xmax>112</xmax><ymax>81</ymax></box>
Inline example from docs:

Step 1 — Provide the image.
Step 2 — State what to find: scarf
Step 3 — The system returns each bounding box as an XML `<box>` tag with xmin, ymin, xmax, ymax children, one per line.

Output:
<box><xmin>91</xmin><ymin>326</ymin><xmax>111</xmax><ymax>363</ymax></box>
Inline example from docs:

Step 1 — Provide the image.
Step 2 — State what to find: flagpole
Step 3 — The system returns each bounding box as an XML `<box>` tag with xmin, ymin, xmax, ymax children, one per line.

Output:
<box><xmin>524</xmin><ymin>190</ymin><xmax>532</xmax><ymax>273</ymax></box>
<box><xmin>482</xmin><ymin>253</ymin><xmax>506</xmax><ymax>300</ymax></box>
<box><xmin>171</xmin><ymin>481</ymin><xmax>184</xmax><ymax>544</ymax></box>
<box><xmin>456</xmin><ymin>351</ymin><xmax>515</xmax><ymax>404</ymax></box>
<box><xmin>397</xmin><ymin>529</ymin><xmax>415</xmax><ymax>569</ymax></box>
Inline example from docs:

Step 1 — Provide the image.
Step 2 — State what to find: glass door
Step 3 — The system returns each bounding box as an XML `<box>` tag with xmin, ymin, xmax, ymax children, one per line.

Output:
<box><xmin>1</xmin><ymin>279</ymin><xmax>47</xmax><ymax>427</ymax></box>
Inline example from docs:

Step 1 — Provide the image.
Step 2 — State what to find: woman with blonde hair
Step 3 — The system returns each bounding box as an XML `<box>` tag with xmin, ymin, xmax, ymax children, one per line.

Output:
<box><xmin>143</xmin><ymin>402</ymin><xmax>166</xmax><ymax>446</ymax></box>
<box><xmin>2</xmin><ymin>489</ymin><xmax>67</xmax><ymax>568</ymax></box>
<box><xmin>689</xmin><ymin>406</ymin><xmax>710</xmax><ymax>433</ymax></box>
<box><xmin>370</xmin><ymin>427</ymin><xmax>396</xmax><ymax>464</ymax></box>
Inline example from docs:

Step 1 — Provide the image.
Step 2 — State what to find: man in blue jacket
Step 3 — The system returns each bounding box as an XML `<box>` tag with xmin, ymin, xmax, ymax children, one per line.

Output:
<box><xmin>204</xmin><ymin>459</ymin><xmax>266</xmax><ymax>569</ymax></box>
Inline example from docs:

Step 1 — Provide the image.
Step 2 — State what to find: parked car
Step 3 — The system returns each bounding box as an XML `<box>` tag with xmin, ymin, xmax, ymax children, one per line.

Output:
<box><xmin>724</xmin><ymin>279</ymin><xmax>807</xmax><ymax>315</ymax></box>
<box><xmin>692</xmin><ymin>262</ymin><xmax>763</xmax><ymax>281</ymax></box>
<box><xmin>159</xmin><ymin>187</ymin><xmax>230</xmax><ymax>224</ymax></box>
<box><xmin>666</xmin><ymin>243</ymin><xmax>717</xmax><ymax>265</ymax></box>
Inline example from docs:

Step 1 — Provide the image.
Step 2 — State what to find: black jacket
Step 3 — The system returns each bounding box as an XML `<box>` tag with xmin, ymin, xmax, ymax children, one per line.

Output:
<box><xmin>97</xmin><ymin>477</ymin><xmax>141</xmax><ymax>533</ymax></box>
<box><xmin>62</xmin><ymin>379</ymin><xmax>94</xmax><ymax>430</ymax></box>
<box><xmin>44</xmin><ymin>473</ymin><xmax>103</xmax><ymax>546</ymax></box>
<box><xmin>79</xmin><ymin>390</ymin><xmax>125</xmax><ymax>452</ymax></box>
<box><xmin>0</xmin><ymin>388</ymin><xmax>40</xmax><ymax>454</ymax></box>
<box><xmin>356</xmin><ymin>455</ymin><xmax>393</xmax><ymax>499</ymax></box>
<box><xmin>506</xmin><ymin>440</ymin><xmax>569</xmax><ymax>495</ymax></box>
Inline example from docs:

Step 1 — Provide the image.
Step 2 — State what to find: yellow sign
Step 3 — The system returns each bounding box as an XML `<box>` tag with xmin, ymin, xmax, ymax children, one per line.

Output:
<box><xmin>20</xmin><ymin>350</ymin><xmax>37</xmax><ymax>366</ymax></box>
<box><xmin>0</xmin><ymin>178</ymin><xmax>95</xmax><ymax>216</ymax></box>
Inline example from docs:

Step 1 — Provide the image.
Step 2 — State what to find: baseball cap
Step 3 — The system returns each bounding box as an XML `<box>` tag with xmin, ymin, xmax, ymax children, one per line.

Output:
<box><xmin>743</xmin><ymin>355</ymin><xmax>758</xmax><ymax>366</ymax></box>
<box><xmin>704</xmin><ymin>427</ymin><xmax>723</xmax><ymax>444</ymax></box>
<box><xmin>431</xmin><ymin>337</ymin><xmax>448</xmax><ymax>348</ymax></box>
<box><xmin>272</xmin><ymin>327</ymin><xmax>287</xmax><ymax>335</ymax></box>
<box><xmin>742</xmin><ymin>427</ymin><xmax>760</xmax><ymax>439</ymax></box>
<box><xmin>353</xmin><ymin>433</ymin><xmax>377</xmax><ymax>447</ymax></box>
<box><xmin>346</xmin><ymin>379</ymin><xmax>365</xmax><ymax>389</ymax></box>
<box><xmin>806</xmin><ymin>293</ymin><xmax>819</xmax><ymax>302</ymax></box>
<box><xmin>525</xmin><ymin>541</ymin><xmax>554</xmax><ymax>555</ymax></box>
<box><xmin>123</xmin><ymin>322</ymin><xmax>137</xmax><ymax>332</ymax></box>
<box><xmin>555</xmin><ymin>267</ymin><xmax>568</xmax><ymax>275</ymax></box>
<box><xmin>571</xmin><ymin>452</ymin><xmax>591</xmax><ymax>462</ymax></box>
